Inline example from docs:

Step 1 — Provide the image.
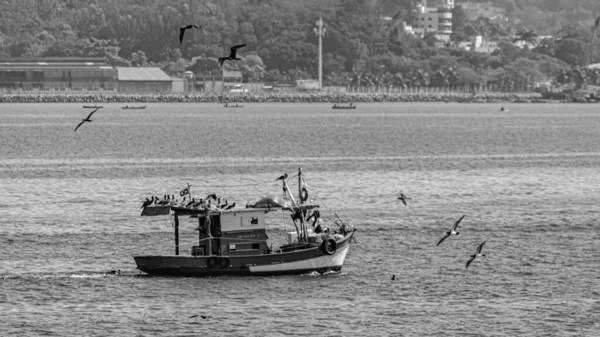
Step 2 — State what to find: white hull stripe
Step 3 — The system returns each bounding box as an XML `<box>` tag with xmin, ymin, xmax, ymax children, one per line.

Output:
<box><xmin>248</xmin><ymin>245</ymin><xmax>350</xmax><ymax>273</ymax></box>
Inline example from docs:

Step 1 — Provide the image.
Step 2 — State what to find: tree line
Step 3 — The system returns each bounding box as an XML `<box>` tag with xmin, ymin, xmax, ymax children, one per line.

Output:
<box><xmin>1</xmin><ymin>0</ymin><xmax>599</xmax><ymax>90</ymax></box>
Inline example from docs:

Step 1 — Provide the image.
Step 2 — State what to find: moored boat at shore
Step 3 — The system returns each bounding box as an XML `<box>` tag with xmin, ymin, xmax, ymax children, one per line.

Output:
<box><xmin>121</xmin><ymin>105</ymin><xmax>147</xmax><ymax>110</ymax></box>
<box><xmin>332</xmin><ymin>103</ymin><xmax>356</xmax><ymax>109</ymax></box>
<box><xmin>83</xmin><ymin>105</ymin><xmax>103</xmax><ymax>109</ymax></box>
<box><xmin>135</xmin><ymin>168</ymin><xmax>356</xmax><ymax>277</ymax></box>
<box><xmin>224</xmin><ymin>103</ymin><xmax>244</xmax><ymax>108</ymax></box>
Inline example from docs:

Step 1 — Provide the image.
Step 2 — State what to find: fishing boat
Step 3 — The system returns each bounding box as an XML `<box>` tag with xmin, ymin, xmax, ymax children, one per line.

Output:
<box><xmin>224</xmin><ymin>103</ymin><xmax>244</xmax><ymax>108</ymax></box>
<box><xmin>332</xmin><ymin>103</ymin><xmax>356</xmax><ymax>109</ymax></box>
<box><xmin>83</xmin><ymin>105</ymin><xmax>103</xmax><ymax>109</ymax></box>
<box><xmin>121</xmin><ymin>105</ymin><xmax>147</xmax><ymax>110</ymax></box>
<box><xmin>134</xmin><ymin>168</ymin><xmax>356</xmax><ymax>277</ymax></box>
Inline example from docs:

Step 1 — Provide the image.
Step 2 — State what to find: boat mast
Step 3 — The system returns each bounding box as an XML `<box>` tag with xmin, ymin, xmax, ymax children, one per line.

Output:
<box><xmin>298</xmin><ymin>167</ymin><xmax>308</xmax><ymax>242</ymax></box>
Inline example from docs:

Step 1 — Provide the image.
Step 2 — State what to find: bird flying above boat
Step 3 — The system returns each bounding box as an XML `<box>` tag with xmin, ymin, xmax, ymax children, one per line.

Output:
<box><xmin>465</xmin><ymin>240</ymin><xmax>487</xmax><ymax>269</ymax></box>
<box><xmin>276</xmin><ymin>173</ymin><xmax>288</xmax><ymax>181</ymax></box>
<box><xmin>218</xmin><ymin>44</ymin><xmax>246</xmax><ymax>67</ymax></box>
<box><xmin>141</xmin><ymin>196</ymin><xmax>154</xmax><ymax>209</ymax></box>
<box><xmin>178</xmin><ymin>24</ymin><xmax>206</xmax><ymax>44</ymax></box>
<box><xmin>398</xmin><ymin>191</ymin><xmax>408</xmax><ymax>206</ymax></box>
<box><xmin>74</xmin><ymin>108</ymin><xmax>100</xmax><ymax>132</ymax></box>
<box><xmin>436</xmin><ymin>215</ymin><xmax>465</xmax><ymax>246</ymax></box>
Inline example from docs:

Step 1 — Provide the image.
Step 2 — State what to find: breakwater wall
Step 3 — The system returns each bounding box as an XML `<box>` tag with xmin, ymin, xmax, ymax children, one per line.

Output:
<box><xmin>0</xmin><ymin>92</ymin><xmax>544</xmax><ymax>103</ymax></box>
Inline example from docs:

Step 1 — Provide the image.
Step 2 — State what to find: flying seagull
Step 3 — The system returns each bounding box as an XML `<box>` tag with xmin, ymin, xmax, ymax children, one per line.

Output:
<box><xmin>74</xmin><ymin>108</ymin><xmax>100</xmax><ymax>132</ymax></box>
<box><xmin>436</xmin><ymin>215</ymin><xmax>465</xmax><ymax>246</ymax></box>
<box><xmin>398</xmin><ymin>191</ymin><xmax>408</xmax><ymax>206</ymax></box>
<box><xmin>178</xmin><ymin>24</ymin><xmax>206</xmax><ymax>44</ymax></box>
<box><xmin>465</xmin><ymin>240</ymin><xmax>487</xmax><ymax>269</ymax></box>
<box><xmin>276</xmin><ymin>173</ymin><xmax>288</xmax><ymax>181</ymax></box>
<box><xmin>219</xmin><ymin>44</ymin><xmax>246</xmax><ymax>67</ymax></box>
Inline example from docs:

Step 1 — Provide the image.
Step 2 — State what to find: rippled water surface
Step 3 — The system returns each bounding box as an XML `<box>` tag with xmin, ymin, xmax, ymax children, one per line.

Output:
<box><xmin>1</xmin><ymin>103</ymin><xmax>600</xmax><ymax>336</ymax></box>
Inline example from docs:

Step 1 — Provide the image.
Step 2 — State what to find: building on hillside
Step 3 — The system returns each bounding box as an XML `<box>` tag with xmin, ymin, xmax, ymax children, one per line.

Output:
<box><xmin>457</xmin><ymin>35</ymin><xmax>500</xmax><ymax>53</ymax></box>
<box><xmin>0</xmin><ymin>57</ymin><xmax>117</xmax><ymax>92</ymax></box>
<box><xmin>116</xmin><ymin>67</ymin><xmax>173</xmax><ymax>93</ymax></box>
<box><xmin>412</xmin><ymin>0</ymin><xmax>454</xmax><ymax>41</ymax></box>
<box><xmin>512</xmin><ymin>35</ymin><xmax>549</xmax><ymax>50</ymax></box>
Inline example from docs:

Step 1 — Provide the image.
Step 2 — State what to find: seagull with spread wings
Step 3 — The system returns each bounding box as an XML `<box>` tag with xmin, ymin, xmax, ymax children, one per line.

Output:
<box><xmin>74</xmin><ymin>108</ymin><xmax>100</xmax><ymax>132</ymax></box>
<box><xmin>436</xmin><ymin>215</ymin><xmax>465</xmax><ymax>246</ymax></box>
<box><xmin>398</xmin><ymin>191</ymin><xmax>408</xmax><ymax>206</ymax></box>
<box><xmin>178</xmin><ymin>24</ymin><xmax>207</xmax><ymax>44</ymax></box>
<box><xmin>465</xmin><ymin>241</ymin><xmax>487</xmax><ymax>269</ymax></box>
<box><xmin>219</xmin><ymin>44</ymin><xmax>246</xmax><ymax>67</ymax></box>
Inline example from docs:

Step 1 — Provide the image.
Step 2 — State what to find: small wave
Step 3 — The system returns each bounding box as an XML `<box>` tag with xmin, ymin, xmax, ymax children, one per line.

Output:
<box><xmin>64</xmin><ymin>198</ymin><xmax>95</xmax><ymax>204</ymax></box>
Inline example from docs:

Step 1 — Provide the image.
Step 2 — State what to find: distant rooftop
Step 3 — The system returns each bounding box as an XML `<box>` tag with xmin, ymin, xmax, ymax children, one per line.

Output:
<box><xmin>116</xmin><ymin>67</ymin><xmax>172</xmax><ymax>82</ymax></box>
<box><xmin>0</xmin><ymin>57</ymin><xmax>112</xmax><ymax>71</ymax></box>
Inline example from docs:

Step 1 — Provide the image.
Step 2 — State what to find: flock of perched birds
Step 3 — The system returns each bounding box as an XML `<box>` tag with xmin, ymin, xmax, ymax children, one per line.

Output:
<box><xmin>73</xmin><ymin>23</ymin><xmax>247</xmax><ymax>132</ymax></box>
<box><xmin>141</xmin><ymin>193</ymin><xmax>236</xmax><ymax>211</ymax></box>
<box><xmin>396</xmin><ymin>193</ymin><xmax>487</xmax><ymax>274</ymax></box>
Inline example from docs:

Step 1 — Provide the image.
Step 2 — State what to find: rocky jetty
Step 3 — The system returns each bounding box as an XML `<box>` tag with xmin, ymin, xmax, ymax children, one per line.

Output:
<box><xmin>0</xmin><ymin>92</ymin><xmax>544</xmax><ymax>104</ymax></box>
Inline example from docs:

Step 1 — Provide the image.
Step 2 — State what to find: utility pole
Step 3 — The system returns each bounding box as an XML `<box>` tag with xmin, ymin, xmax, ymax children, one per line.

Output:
<box><xmin>314</xmin><ymin>16</ymin><xmax>325</xmax><ymax>90</ymax></box>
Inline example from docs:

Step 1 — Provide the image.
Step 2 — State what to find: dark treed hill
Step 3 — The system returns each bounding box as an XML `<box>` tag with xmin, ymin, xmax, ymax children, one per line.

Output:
<box><xmin>0</xmin><ymin>0</ymin><xmax>599</xmax><ymax>90</ymax></box>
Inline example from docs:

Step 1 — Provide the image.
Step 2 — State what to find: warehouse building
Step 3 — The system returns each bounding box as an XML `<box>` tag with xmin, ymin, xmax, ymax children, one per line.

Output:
<box><xmin>116</xmin><ymin>67</ymin><xmax>173</xmax><ymax>93</ymax></box>
<box><xmin>0</xmin><ymin>57</ymin><xmax>117</xmax><ymax>92</ymax></box>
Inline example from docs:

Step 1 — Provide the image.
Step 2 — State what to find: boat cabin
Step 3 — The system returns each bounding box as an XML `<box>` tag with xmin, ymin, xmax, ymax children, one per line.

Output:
<box><xmin>170</xmin><ymin>208</ymin><xmax>269</xmax><ymax>257</ymax></box>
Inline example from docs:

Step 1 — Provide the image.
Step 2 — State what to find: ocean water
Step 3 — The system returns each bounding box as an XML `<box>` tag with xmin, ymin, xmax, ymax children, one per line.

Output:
<box><xmin>1</xmin><ymin>102</ymin><xmax>599</xmax><ymax>336</ymax></box>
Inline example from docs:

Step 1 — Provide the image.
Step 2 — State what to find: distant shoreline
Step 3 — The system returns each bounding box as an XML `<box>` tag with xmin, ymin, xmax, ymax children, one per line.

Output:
<box><xmin>0</xmin><ymin>92</ymin><xmax>555</xmax><ymax>104</ymax></box>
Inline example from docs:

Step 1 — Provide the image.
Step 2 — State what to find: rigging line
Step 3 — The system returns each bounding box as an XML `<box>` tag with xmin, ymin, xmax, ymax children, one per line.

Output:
<box><xmin>300</xmin><ymin>176</ymin><xmax>338</xmax><ymax>219</ymax></box>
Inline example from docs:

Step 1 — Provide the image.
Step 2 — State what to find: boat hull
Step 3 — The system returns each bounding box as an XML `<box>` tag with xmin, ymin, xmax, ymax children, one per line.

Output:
<box><xmin>122</xmin><ymin>106</ymin><xmax>147</xmax><ymax>109</ymax></box>
<box><xmin>134</xmin><ymin>233</ymin><xmax>353</xmax><ymax>277</ymax></box>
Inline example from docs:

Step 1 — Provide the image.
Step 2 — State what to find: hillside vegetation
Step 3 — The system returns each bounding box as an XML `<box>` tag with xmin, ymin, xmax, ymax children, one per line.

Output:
<box><xmin>0</xmin><ymin>0</ymin><xmax>599</xmax><ymax>89</ymax></box>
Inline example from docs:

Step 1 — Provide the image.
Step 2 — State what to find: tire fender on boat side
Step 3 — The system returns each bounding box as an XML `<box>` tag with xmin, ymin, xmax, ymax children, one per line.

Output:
<box><xmin>219</xmin><ymin>257</ymin><xmax>230</xmax><ymax>268</ymax></box>
<box><xmin>207</xmin><ymin>256</ymin><xmax>218</xmax><ymax>268</ymax></box>
<box><xmin>301</xmin><ymin>187</ymin><xmax>309</xmax><ymax>203</ymax></box>
<box><xmin>322</xmin><ymin>238</ymin><xmax>337</xmax><ymax>255</ymax></box>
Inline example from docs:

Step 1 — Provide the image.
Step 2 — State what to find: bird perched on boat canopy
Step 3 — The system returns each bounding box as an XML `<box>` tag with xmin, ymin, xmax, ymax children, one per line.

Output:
<box><xmin>206</xmin><ymin>193</ymin><xmax>217</xmax><ymax>201</ymax></box>
<box><xmin>218</xmin><ymin>44</ymin><xmax>246</xmax><ymax>67</ymax></box>
<box><xmin>156</xmin><ymin>196</ymin><xmax>170</xmax><ymax>206</ymax></box>
<box><xmin>466</xmin><ymin>241</ymin><xmax>487</xmax><ymax>269</ymax></box>
<box><xmin>74</xmin><ymin>107</ymin><xmax>100</xmax><ymax>132</ymax></box>
<box><xmin>276</xmin><ymin>173</ymin><xmax>288</xmax><ymax>181</ymax></box>
<box><xmin>141</xmin><ymin>196</ymin><xmax>154</xmax><ymax>209</ymax></box>
<box><xmin>225</xmin><ymin>203</ymin><xmax>236</xmax><ymax>210</ymax></box>
<box><xmin>436</xmin><ymin>215</ymin><xmax>465</xmax><ymax>246</ymax></box>
<box><xmin>178</xmin><ymin>24</ymin><xmax>206</xmax><ymax>44</ymax></box>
